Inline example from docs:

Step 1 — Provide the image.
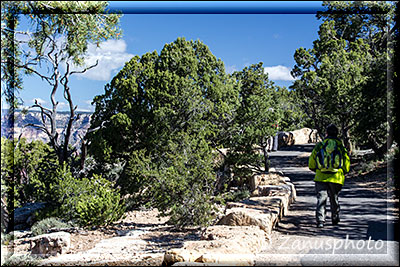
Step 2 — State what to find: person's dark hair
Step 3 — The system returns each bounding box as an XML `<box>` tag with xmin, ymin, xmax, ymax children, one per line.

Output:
<box><xmin>326</xmin><ymin>124</ymin><xmax>339</xmax><ymax>137</ymax></box>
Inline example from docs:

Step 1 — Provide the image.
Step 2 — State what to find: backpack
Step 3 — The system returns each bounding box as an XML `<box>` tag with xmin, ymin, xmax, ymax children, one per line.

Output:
<box><xmin>316</xmin><ymin>139</ymin><xmax>343</xmax><ymax>173</ymax></box>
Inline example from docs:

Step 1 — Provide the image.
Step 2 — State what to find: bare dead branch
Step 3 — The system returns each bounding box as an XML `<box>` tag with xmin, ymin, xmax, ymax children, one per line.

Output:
<box><xmin>86</xmin><ymin>120</ymin><xmax>107</xmax><ymax>134</ymax></box>
<box><xmin>23</xmin><ymin>123</ymin><xmax>51</xmax><ymax>137</ymax></box>
<box><xmin>16</xmin><ymin>64</ymin><xmax>53</xmax><ymax>85</ymax></box>
<box><xmin>31</xmin><ymin>103</ymin><xmax>53</xmax><ymax>127</ymax></box>
<box><xmin>70</xmin><ymin>59</ymin><xmax>99</xmax><ymax>75</ymax></box>
<box><xmin>14</xmin><ymin>132</ymin><xmax>24</xmax><ymax>152</ymax></box>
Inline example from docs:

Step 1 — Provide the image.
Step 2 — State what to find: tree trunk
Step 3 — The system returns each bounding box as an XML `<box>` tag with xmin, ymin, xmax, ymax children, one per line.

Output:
<box><xmin>80</xmin><ymin>139</ymin><xmax>88</xmax><ymax>170</ymax></box>
<box><xmin>344</xmin><ymin>137</ymin><xmax>353</xmax><ymax>155</ymax></box>
<box><xmin>262</xmin><ymin>144</ymin><xmax>269</xmax><ymax>173</ymax></box>
<box><xmin>340</xmin><ymin>117</ymin><xmax>353</xmax><ymax>155</ymax></box>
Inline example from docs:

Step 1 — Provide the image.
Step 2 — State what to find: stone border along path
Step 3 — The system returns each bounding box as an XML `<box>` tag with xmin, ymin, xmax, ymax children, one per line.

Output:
<box><xmin>163</xmin><ymin>167</ymin><xmax>297</xmax><ymax>266</ymax></box>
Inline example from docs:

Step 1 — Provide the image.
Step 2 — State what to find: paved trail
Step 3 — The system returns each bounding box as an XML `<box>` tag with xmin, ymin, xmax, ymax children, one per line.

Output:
<box><xmin>256</xmin><ymin>144</ymin><xmax>399</xmax><ymax>266</ymax></box>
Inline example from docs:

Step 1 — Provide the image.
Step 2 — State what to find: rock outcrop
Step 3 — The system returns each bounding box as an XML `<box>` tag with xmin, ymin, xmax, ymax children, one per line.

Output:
<box><xmin>291</xmin><ymin>128</ymin><xmax>319</xmax><ymax>145</ymax></box>
<box><xmin>30</xmin><ymin>232</ymin><xmax>71</xmax><ymax>257</ymax></box>
<box><xmin>278</xmin><ymin>131</ymin><xmax>295</xmax><ymax>147</ymax></box>
<box><xmin>278</xmin><ymin>128</ymin><xmax>320</xmax><ymax>148</ymax></box>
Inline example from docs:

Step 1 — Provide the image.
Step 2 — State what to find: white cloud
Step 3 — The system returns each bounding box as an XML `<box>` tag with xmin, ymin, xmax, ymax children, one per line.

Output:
<box><xmin>225</xmin><ymin>65</ymin><xmax>237</xmax><ymax>74</ymax></box>
<box><xmin>76</xmin><ymin>108</ymin><xmax>93</xmax><ymax>113</ymax></box>
<box><xmin>71</xmin><ymin>39</ymin><xmax>134</xmax><ymax>81</ymax></box>
<box><xmin>264</xmin><ymin>65</ymin><xmax>295</xmax><ymax>81</ymax></box>
<box><xmin>57</xmin><ymin>101</ymin><xmax>68</xmax><ymax>109</ymax></box>
<box><xmin>273</xmin><ymin>33</ymin><xmax>281</xmax><ymax>39</ymax></box>
<box><xmin>76</xmin><ymin>100</ymin><xmax>95</xmax><ymax>113</ymax></box>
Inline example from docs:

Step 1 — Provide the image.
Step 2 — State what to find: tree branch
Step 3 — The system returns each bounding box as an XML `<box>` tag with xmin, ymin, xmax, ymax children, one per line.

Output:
<box><xmin>70</xmin><ymin>59</ymin><xmax>99</xmax><ymax>75</ymax></box>
<box><xmin>22</xmin><ymin>123</ymin><xmax>51</xmax><ymax>137</ymax></box>
<box><xmin>30</xmin><ymin>101</ymin><xmax>53</xmax><ymax>126</ymax></box>
<box><xmin>16</xmin><ymin>64</ymin><xmax>53</xmax><ymax>85</ymax></box>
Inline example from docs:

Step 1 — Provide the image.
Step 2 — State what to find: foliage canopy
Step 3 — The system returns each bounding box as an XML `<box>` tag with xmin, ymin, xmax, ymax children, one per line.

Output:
<box><xmin>88</xmin><ymin>38</ymin><xmax>286</xmax><ymax>226</ymax></box>
<box><xmin>291</xmin><ymin>1</ymin><xmax>395</xmax><ymax>155</ymax></box>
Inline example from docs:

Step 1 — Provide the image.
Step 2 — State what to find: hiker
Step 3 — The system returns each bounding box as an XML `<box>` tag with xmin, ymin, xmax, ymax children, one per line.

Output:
<box><xmin>266</xmin><ymin>135</ymin><xmax>273</xmax><ymax>152</ymax></box>
<box><xmin>308</xmin><ymin>124</ymin><xmax>350</xmax><ymax>228</ymax></box>
<box><xmin>272</xmin><ymin>123</ymin><xmax>279</xmax><ymax>151</ymax></box>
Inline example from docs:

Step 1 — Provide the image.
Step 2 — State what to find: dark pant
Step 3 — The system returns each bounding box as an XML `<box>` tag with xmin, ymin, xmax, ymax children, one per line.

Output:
<box><xmin>315</xmin><ymin>181</ymin><xmax>342</xmax><ymax>224</ymax></box>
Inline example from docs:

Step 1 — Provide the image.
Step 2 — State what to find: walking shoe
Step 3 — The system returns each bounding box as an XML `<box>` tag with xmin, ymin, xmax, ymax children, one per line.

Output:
<box><xmin>317</xmin><ymin>222</ymin><xmax>324</xmax><ymax>228</ymax></box>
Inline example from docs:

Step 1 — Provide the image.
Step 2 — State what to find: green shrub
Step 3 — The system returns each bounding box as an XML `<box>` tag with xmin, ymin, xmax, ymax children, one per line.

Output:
<box><xmin>222</xmin><ymin>188</ymin><xmax>251</xmax><ymax>203</ymax></box>
<box><xmin>2</xmin><ymin>254</ymin><xmax>40</xmax><ymax>266</ymax></box>
<box><xmin>1</xmin><ymin>137</ymin><xmax>59</xmax><ymax>208</ymax></box>
<box><xmin>32</xmin><ymin>204</ymin><xmax>62</xmax><ymax>223</ymax></box>
<box><xmin>167</xmin><ymin>184</ymin><xmax>218</xmax><ymax>228</ymax></box>
<box><xmin>1</xmin><ymin>232</ymin><xmax>14</xmax><ymax>246</ymax></box>
<box><xmin>31</xmin><ymin>217</ymin><xmax>73</xmax><ymax>236</ymax></box>
<box><xmin>55</xmin><ymin>165</ymin><xmax>125</xmax><ymax>227</ymax></box>
<box><xmin>132</xmin><ymin>133</ymin><xmax>220</xmax><ymax>228</ymax></box>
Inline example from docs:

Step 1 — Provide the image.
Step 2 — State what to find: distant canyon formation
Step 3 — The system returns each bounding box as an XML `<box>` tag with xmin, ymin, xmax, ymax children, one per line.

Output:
<box><xmin>1</xmin><ymin>110</ymin><xmax>92</xmax><ymax>148</ymax></box>
<box><xmin>1</xmin><ymin>110</ymin><xmax>319</xmax><ymax>148</ymax></box>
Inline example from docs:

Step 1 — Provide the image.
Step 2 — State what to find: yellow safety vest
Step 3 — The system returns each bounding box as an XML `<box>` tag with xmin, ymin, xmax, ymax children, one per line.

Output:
<box><xmin>308</xmin><ymin>138</ymin><xmax>350</xmax><ymax>185</ymax></box>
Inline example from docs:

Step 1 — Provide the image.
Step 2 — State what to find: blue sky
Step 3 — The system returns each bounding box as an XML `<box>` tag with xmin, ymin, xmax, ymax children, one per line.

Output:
<box><xmin>3</xmin><ymin>1</ymin><xmax>325</xmax><ymax>112</ymax></box>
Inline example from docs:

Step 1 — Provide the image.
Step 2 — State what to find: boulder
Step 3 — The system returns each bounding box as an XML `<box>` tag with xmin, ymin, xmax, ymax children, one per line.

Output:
<box><xmin>249</xmin><ymin>170</ymin><xmax>281</xmax><ymax>191</ymax></box>
<box><xmin>226</xmin><ymin>200</ymin><xmax>280</xmax><ymax>217</ymax></box>
<box><xmin>227</xmin><ymin>195</ymin><xmax>290</xmax><ymax>220</ymax></box>
<box><xmin>255</xmin><ymin>184</ymin><xmax>290</xmax><ymax>197</ymax></box>
<box><xmin>1</xmin><ymin>246</ymin><xmax>8</xmax><ymax>266</ymax></box>
<box><xmin>279</xmin><ymin>176</ymin><xmax>291</xmax><ymax>183</ymax></box>
<box><xmin>278</xmin><ymin>128</ymin><xmax>320</xmax><ymax>147</ymax></box>
<box><xmin>30</xmin><ymin>231</ymin><xmax>70</xmax><ymax>257</ymax></box>
<box><xmin>249</xmin><ymin>174</ymin><xmax>264</xmax><ymax>192</ymax></box>
<box><xmin>255</xmin><ymin>183</ymin><xmax>296</xmax><ymax>204</ymax></box>
<box><xmin>283</xmin><ymin>181</ymin><xmax>297</xmax><ymax>204</ymax></box>
<box><xmin>200</xmin><ymin>225</ymin><xmax>267</xmax><ymax>249</ymax></box>
<box><xmin>217</xmin><ymin>207</ymin><xmax>278</xmax><ymax>236</ymax></box>
<box><xmin>291</xmin><ymin>128</ymin><xmax>320</xmax><ymax>145</ymax></box>
<box><xmin>9</xmin><ymin>230</ymin><xmax>32</xmax><ymax>240</ymax></box>
<box><xmin>249</xmin><ymin>196</ymin><xmax>290</xmax><ymax>219</ymax></box>
<box><xmin>278</xmin><ymin>131</ymin><xmax>294</xmax><ymax>148</ymax></box>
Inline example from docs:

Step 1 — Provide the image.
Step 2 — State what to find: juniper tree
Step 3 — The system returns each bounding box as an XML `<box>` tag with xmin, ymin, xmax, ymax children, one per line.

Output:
<box><xmin>87</xmin><ymin>38</ymin><xmax>239</xmax><ymax>226</ymax></box>
<box><xmin>228</xmin><ymin>63</ymin><xmax>282</xmax><ymax>178</ymax></box>
<box><xmin>291</xmin><ymin>1</ymin><xmax>396</xmax><ymax>155</ymax></box>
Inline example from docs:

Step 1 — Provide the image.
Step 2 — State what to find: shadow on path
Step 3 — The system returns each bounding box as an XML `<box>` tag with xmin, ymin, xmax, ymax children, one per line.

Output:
<box><xmin>268</xmin><ymin>144</ymin><xmax>398</xmax><ymax>241</ymax></box>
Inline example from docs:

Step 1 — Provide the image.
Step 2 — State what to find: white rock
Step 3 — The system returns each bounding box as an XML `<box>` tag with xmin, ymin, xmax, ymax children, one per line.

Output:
<box><xmin>217</xmin><ymin>208</ymin><xmax>278</xmax><ymax>236</ymax></box>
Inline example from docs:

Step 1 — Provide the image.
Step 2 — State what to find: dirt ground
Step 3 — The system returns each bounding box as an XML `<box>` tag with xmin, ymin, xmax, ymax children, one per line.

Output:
<box><xmin>67</xmin><ymin>209</ymin><xmax>201</xmax><ymax>255</ymax></box>
<box><xmin>6</xmin><ymin>208</ymin><xmax>201</xmax><ymax>260</ymax></box>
